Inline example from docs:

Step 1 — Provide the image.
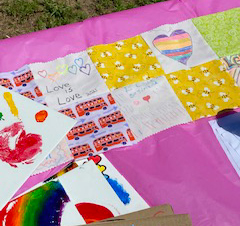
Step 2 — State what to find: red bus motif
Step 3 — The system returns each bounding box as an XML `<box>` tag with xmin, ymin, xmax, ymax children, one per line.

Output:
<box><xmin>98</xmin><ymin>111</ymin><xmax>125</xmax><ymax>128</ymax></box>
<box><xmin>127</xmin><ymin>128</ymin><xmax>135</xmax><ymax>141</ymax></box>
<box><xmin>21</xmin><ymin>91</ymin><xmax>35</xmax><ymax>100</ymax></box>
<box><xmin>70</xmin><ymin>144</ymin><xmax>94</xmax><ymax>159</ymax></box>
<box><xmin>67</xmin><ymin>121</ymin><xmax>99</xmax><ymax>140</ymax></box>
<box><xmin>75</xmin><ymin>97</ymin><xmax>108</xmax><ymax>116</ymax></box>
<box><xmin>93</xmin><ymin>131</ymin><xmax>127</xmax><ymax>152</ymax></box>
<box><xmin>13</xmin><ymin>71</ymin><xmax>34</xmax><ymax>87</ymax></box>
<box><xmin>0</xmin><ymin>78</ymin><xmax>14</xmax><ymax>90</ymax></box>
<box><xmin>107</xmin><ymin>93</ymin><xmax>116</xmax><ymax>105</ymax></box>
<box><xmin>59</xmin><ymin>108</ymin><xmax>76</xmax><ymax>119</ymax></box>
<box><xmin>34</xmin><ymin>86</ymin><xmax>43</xmax><ymax>97</ymax></box>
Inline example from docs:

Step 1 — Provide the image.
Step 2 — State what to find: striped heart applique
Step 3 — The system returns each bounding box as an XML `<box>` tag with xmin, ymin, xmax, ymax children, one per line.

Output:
<box><xmin>153</xmin><ymin>29</ymin><xmax>192</xmax><ymax>65</ymax></box>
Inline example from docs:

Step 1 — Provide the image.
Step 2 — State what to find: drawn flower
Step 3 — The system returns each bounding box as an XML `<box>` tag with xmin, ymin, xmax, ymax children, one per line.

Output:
<box><xmin>124</xmin><ymin>53</ymin><xmax>137</xmax><ymax>59</ymax></box>
<box><xmin>181</xmin><ymin>87</ymin><xmax>193</xmax><ymax>95</ymax></box>
<box><xmin>188</xmin><ymin>75</ymin><xmax>200</xmax><ymax>83</ymax></box>
<box><xmin>202</xmin><ymin>87</ymin><xmax>210</xmax><ymax>97</ymax></box>
<box><xmin>149</xmin><ymin>63</ymin><xmax>161</xmax><ymax>70</ymax></box>
<box><xmin>115</xmin><ymin>61</ymin><xmax>124</xmax><ymax>70</ymax></box>
<box><xmin>146</xmin><ymin>49</ymin><xmax>154</xmax><ymax>57</ymax></box>
<box><xmin>187</xmin><ymin>102</ymin><xmax>196</xmax><ymax>112</ymax></box>
<box><xmin>219</xmin><ymin>92</ymin><xmax>230</xmax><ymax>102</ymax></box>
<box><xmin>132</xmin><ymin>43</ymin><xmax>142</xmax><ymax>50</ymax></box>
<box><xmin>101</xmin><ymin>51</ymin><xmax>112</xmax><ymax>57</ymax></box>
<box><xmin>200</xmin><ymin>67</ymin><xmax>210</xmax><ymax>77</ymax></box>
<box><xmin>133</xmin><ymin>64</ymin><xmax>141</xmax><ymax>72</ymax></box>
<box><xmin>170</xmin><ymin>75</ymin><xmax>179</xmax><ymax>84</ymax></box>
<box><xmin>115</xmin><ymin>41</ymin><xmax>124</xmax><ymax>50</ymax></box>
<box><xmin>213</xmin><ymin>78</ymin><xmax>225</xmax><ymax>86</ymax></box>
<box><xmin>206</xmin><ymin>102</ymin><xmax>219</xmax><ymax>111</ymax></box>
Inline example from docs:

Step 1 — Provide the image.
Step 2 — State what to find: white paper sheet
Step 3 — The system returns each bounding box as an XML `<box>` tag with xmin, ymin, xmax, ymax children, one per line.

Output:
<box><xmin>112</xmin><ymin>76</ymin><xmax>192</xmax><ymax>141</ymax></box>
<box><xmin>29</xmin><ymin>51</ymin><xmax>109</xmax><ymax>109</ymax></box>
<box><xmin>77</xmin><ymin>154</ymin><xmax>149</xmax><ymax>213</ymax></box>
<box><xmin>0</xmin><ymin>86</ymin><xmax>76</xmax><ymax>210</ymax></box>
<box><xmin>59</xmin><ymin>161</ymin><xmax>128</xmax><ymax>218</ymax></box>
<box><xmin>209</xmin><ymin>118</ymin><xmax>240</xmax><ymax>176</ymax></box>
<box><xmin>141</xmin><ymin>19</ymin><xmax>218</xmax><ymax>74</ymax></box>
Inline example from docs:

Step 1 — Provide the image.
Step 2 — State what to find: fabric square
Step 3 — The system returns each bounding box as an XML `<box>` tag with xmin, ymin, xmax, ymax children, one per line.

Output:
<box><xmin>88</xmin><ymin>35</ymin><xmax>164</xmax><ymax>90</ymax></box>
<box><xmin>221</xmin><ymin>54</ymin><xmax>240</xmax><ymax>86</ymax></box>
<box><xmin>165</xmin><ymin>60</ymin><xmax>240</xmax><ymax>120</ymax></box>
<box><xmin>192</xmin><ymin>8</ymin><xmax>240</xmax><ymax>57</ymax></box>
<box><xmin>29</xmin><ymin>51</ymin><xmax>109</xmax><ymax>109</ymax></box>
<box><xmin>112</xmin><ymin>76</ymin><xmax>192</xmax><ymax>141</ymax></box>
<box><xmin>141</xmin><ymin>19</ymin><xmax>218</xmax><ymax>74</ymax></box>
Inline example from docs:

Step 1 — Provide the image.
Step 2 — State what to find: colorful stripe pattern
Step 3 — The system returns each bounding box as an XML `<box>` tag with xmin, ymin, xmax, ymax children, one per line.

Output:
<box><xmin>153</xmin><ymin>29</ymin><xmax>192</xmax><ymax>65</ymax></box>
<box><xmin>0</xmin><ymin>181</ymin><xmax>70</xmax><ymax>226</ymax></box>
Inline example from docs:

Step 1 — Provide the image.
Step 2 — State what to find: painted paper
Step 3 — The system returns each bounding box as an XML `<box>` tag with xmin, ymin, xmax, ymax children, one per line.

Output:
<box><xmin>58</xmin><ymin>92</ymin><xmax>136</xmax><ymax>160</ymax></box>
<box><xmin>141</xmin><ymin>19</ymin><xmax>218</xmax><ymax>74</ymax></box>
<box><xmin>88</xmin><ymin>35</ymin><xmax>164</xmax><ymax>90</ymax></box>
<box><xmin>29</xmin><ymin>51</ymin><xmax>109</xmax><ymax>109</ymax></box>
<box><xmin>192</xmin><ymin>8</ymin><xmax>240</xmax><ymax>57</ymax></box>
<box><xmin>0</xmin><ymin>181</ymin><xmax>85</xmax><ymax>226</ymax></box>
<box><xmin>0</xmin><ymin>86</ymin><xmax>75</xmax><ymax>210</ymax></box>
<box><xmin>77</xmin><ymin>154</ymin><xmax>149</xmax><ymax>212</ymax></box>
<box><xmin>0</xmin><ymin>66</ymin><xmax>74</xmax><ymax>175</ymax></box>
<box><xmin>221</xmin><ymin>54</ymin><xmax>240</xmax><ymax>86</ymax></box>
<box><xmin>112</xmin><ymin>76</ymin><xmax>192</xmax><ymax>141</ymax></box>
<box><xmin>59</xmin><ymin>161</ymin><xmax>128</xmax><ymax>223</ymax></box>
<box><xmin>165</xmin><ymin>60</ymin><xmax>240</xmax><ymax>120</ymax></box>
<box><xmin>209</xmin><ymin>112</ymin><xmax>240</xmax><ymax>176</ymax></box>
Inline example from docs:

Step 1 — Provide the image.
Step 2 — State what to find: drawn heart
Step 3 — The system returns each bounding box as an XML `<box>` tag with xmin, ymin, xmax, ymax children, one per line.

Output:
<box><xmin>97</xmin><ymin>165</ymin><xmax>106</xmax><ymax>173</ymax></box>
<box><xmin>80</xmin><ymin>64</ymin><xmax>91</xmax><ymax>75</ymax></box>
<box><xmin>74</xmin><ymin>58</ymin><xmax>84</xmax><ymax>68</ymax></box>
<box><xmin>88</xmin><ymin>155</ymin><xmax>101</xmax><ymax>164</ymax></box>
<box><xmin>68</xmin><ymin>65</ymin><xmax>77</xmax><ymax>74</ymax></box>
<box><xmin>133</xmin><ymin>100</ymin><xmax>140</xmax><ymax>105</ymax></box>
<box><xmin>143</xmin><ymin>95</ymin><xmax>151</xmax><ymax>102</ymax></box>
<box><xmin>38</xmin><ymin>70</ymin><xmax>47</xmax><ymax>78</ymax></box>
<box><xmin>153</xmin><ymin>29</ymin><xmax>192</xmax><ymax>65</ymax></box>
<box><xmin>56</xmin><ymin>64</ymin><xmax>68</xmax><ymax>75</ymax></box>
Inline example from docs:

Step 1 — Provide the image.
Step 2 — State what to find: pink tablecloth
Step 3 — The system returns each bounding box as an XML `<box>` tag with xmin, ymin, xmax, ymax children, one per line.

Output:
<box><xmin>1</xmin><ymin>0</ymin><xmax>240</xmax><ymax>225</ymax></box>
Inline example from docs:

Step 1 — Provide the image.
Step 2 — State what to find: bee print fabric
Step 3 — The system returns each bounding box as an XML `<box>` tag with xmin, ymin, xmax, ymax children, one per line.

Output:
<box><xmin>165</xmin><ymin>60</ymin><xmax>240</xmax><ymax>120</ymax></box>
<box><xmin>88</xmin><ymin>35</ymin><xmax>164</xmax><ymax>90</ymax></box>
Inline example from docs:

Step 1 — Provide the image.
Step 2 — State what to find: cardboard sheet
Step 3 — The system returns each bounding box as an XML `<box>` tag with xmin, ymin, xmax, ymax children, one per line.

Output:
<box><xmin>112</xmin><ymin>76</ymin><xmax>192</xmax><ymax>141</ymax></box>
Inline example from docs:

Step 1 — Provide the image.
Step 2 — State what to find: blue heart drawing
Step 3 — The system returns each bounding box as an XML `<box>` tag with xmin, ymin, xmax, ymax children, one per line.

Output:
<box><xmin>68</xmin><ymin>65</ymin><xmax>77</xmax><ymax>74</ymax></box>
<box><xmin>74</xmin><ymin>58</ymin><xmax>84</xmax><ymax>68</ymax></box>
<box><xmin>79</xmin><ymin>64</ymin><xmax>91</xmax><ymax>75</ymax></box>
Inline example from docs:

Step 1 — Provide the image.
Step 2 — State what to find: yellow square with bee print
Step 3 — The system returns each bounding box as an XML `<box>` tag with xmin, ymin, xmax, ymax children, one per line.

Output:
<box><xmin>88</xmin><ymin>35</ymin><xmax>164</xmax><ymax>90</ymax></box>
<box><xmin>165</xmin><ymin>60</ymin><xmax>240</xmax><ymax>120</ymax></box>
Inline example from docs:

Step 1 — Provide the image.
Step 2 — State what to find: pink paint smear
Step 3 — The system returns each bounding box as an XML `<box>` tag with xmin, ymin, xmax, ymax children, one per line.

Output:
<box><xmin>0</xmin><ymin>122</ymin><xmax>42</xmax><ymax>168</ymax></box>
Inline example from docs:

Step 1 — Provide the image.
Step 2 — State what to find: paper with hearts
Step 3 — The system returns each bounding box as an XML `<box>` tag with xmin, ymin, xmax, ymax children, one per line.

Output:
<box><xmin>59</xmin><ymin>161</ymin><xmax>128</xmax><ymax>221</ymax></box>
<box><xmin>141</xmin><ymin>19</ymin><xmax>218</xmax><ymax>74</ymax></box>
<box><xmin>0</xmin><ymin>65</ymin><xmax>74</xmax><ymax>176</ymax></box>
<box><xmin>29</xmin><ymin>51</ymin><xmax>109</xmax><ymax>109</ymax></box>
<box><xmin>0</xmin><ymin>86</ymin><xmax>75</xmax><ymax>210</ymax></box>
<box><xmin>112</xmin><ymin>76</ymin><xmax>192</xmax><ymax>141</ymax></box>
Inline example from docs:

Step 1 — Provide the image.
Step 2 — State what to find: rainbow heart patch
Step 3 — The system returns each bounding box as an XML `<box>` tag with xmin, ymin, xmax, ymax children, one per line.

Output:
<box><xmin>153</xmin><ymin>29</ymin><xmax>192</xmax><ymax>65</ymax></box>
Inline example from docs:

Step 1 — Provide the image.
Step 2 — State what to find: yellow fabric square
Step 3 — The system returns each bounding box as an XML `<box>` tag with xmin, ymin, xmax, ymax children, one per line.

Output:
<box><xmin>165</xmin><ymin>60</ymin><xmax>240</xmax><ymax>120</ymax></box>
<box><xmin>88</xmin><ymin>35</ymin><xmax>164</xmax><ymax>90</ymax></box>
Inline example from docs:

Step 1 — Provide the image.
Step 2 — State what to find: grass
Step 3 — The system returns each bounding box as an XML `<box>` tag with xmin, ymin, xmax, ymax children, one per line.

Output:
<box><xmin>0</xmin><ymin>0</ymin><xmax>167</xmax><ymax>39</ymax></box>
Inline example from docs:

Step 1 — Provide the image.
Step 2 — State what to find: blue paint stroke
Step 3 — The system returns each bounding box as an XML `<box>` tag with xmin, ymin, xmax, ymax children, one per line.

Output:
<box><xmin>106</xmin><ymin>177</ymin><xmax>131</xmax><ymax>205</ymax></box>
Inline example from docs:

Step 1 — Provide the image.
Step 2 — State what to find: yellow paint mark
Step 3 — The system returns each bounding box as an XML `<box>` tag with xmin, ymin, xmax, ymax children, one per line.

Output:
<box><xmin>3</xmin><ymin>92</ymin><xmax>19</xmax><ymax>119</ymax></box>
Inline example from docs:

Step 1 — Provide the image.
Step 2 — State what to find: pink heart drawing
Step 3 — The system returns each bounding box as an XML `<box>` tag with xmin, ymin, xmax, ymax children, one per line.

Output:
<box><xmin>38</xmin><ymin>70</ymin><xmax>48</xmax><ymax>78</ymax></box>
<box><xmin>133</xmin><ymin>100</ymin><xmax>140</xmax><ymax>105</ymax></box>
<box><xmin>143</xmin><ymin>95</ymin><xmax>151</xmax><ymax>102</ymax></box>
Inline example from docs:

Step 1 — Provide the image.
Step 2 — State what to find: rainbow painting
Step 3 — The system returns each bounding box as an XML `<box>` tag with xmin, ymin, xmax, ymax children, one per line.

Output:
<box><xmin>0</xmin><ymin>181</ymin><xmax>70</xmax><ymax>226</ymax></box>
<box><xmin>153</xmin><ymin>29</ymin><xmax>192</xmax><ymax>65</ymax></box>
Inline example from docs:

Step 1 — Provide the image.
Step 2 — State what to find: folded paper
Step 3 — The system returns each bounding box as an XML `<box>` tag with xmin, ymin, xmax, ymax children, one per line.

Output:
<box><xmin>165</xmin><ymin>60</ymin><xmax>240</xmax><ymax>120</ymax></box>
<box><xmin>88</xmin><ymin>35</ymin><xmax>164</xmax><ymax>90</ymax></box>
<box><xmin>141</xmin><ymin>19</ymin><xmax>218</xmax><ymax>74</ymax></box>
<box><xmin>112</xmin><ymin>76</ymin><xmax>192</xmax><ymax>141</ymax></box>
<box><xmin>192</xmin><ymin>8</ymin><xmax>240</xmax><ymax>57</ymax></box>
